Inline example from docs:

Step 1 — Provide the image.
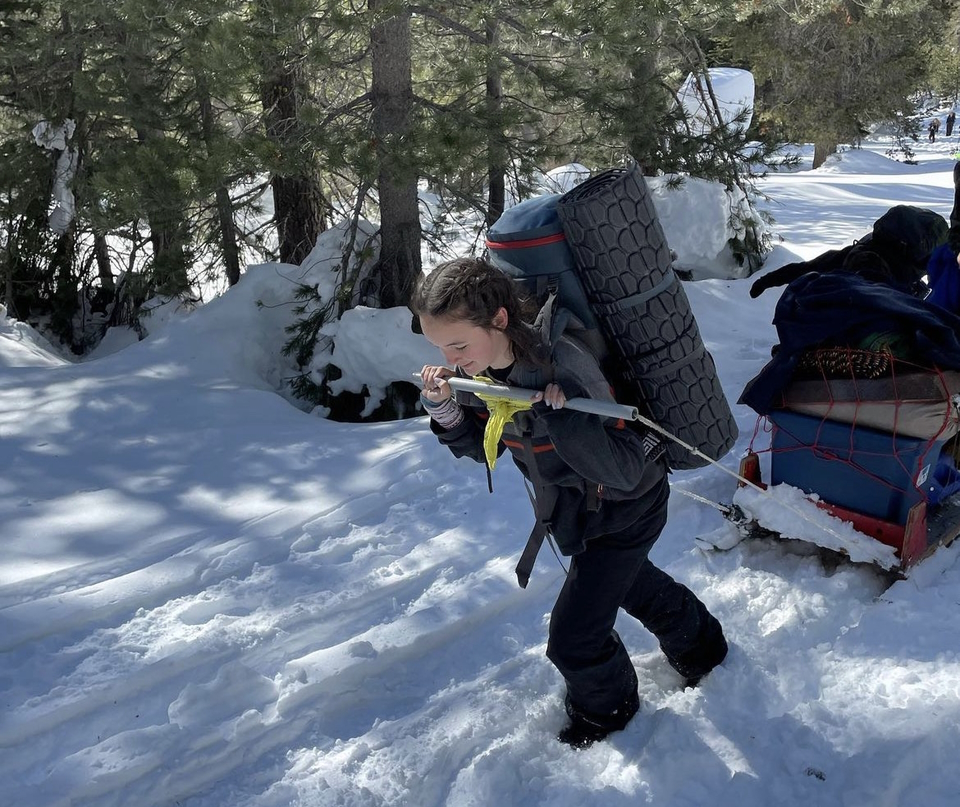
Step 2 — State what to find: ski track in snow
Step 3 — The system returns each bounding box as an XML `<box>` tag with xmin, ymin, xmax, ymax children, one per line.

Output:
<box><xmin>3</xmin><ymin>419</ymin><xmax>565</xmax><ymax>807</ymax></box>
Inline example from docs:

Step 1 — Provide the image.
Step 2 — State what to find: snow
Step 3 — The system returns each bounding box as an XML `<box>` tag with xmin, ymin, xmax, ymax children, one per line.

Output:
<box><xmin>677</xmin><ymin>67</ymin><xmax>755</xmax><ymax>136</ymax></box>
<box><xmin>647</xmin><ymin>174</ymin><xmax>750</xmax><ymax>277</ymax></box>
<box><xmin>0</xmin><ymin>304</ymin><xmax>70</xmax><ymax>368</ymax></box>
<box><xmin>540</xmin><ymin>163</ymin><xmax>593</xmax><ymax>194</ymax></box>
<box><xmin>730</xmin><ymin>484</ymin><xmax>900</xmax><ymax>570</ymax></box>
<box><xmin>4</xmin><ymin>134</ymin><xmax>960</xmax><ymax>807</ymax></box>
<box><xmin>32</xmin><ymin>119</ymin><xmax>78</xmax><ymax>234</ymax></box>
<box><xmin>321</xmin><ymin>305</ymin><xmax>443</xmax><ymax>413</ymax></box>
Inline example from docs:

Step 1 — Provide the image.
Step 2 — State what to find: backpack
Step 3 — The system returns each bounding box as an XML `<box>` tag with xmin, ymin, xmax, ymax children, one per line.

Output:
<box><xmin>486</xmin><ymin>164</ymin><xmax>738</xmax><ymax>470</ymax></box>
<box><xmin>871</xmin><ymin>205</ymin><xmax>948</xmax><ymax>292</ymax></box>
<box><xmin>749</xmin><ymin>204</ymin><xmax>947</xmax><ymax>299</ymax></box>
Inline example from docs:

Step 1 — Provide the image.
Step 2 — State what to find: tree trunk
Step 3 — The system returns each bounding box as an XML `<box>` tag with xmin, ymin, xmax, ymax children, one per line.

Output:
<box><xmin>136</xmin><ymin>125</ymin><xmax>192</xmax><ymax>295</ymax></box>
<box><xmin>626</xmin><ymin>19</ymin><xmax>665</xmax><ymax>174</ymax></box>
<box><xmin>268</xmin><ymin>172</ymin><xmax>327</xmax><ymax>265</ymax></box>
<box><xmin>198</xmin><ymin>87</ymin><xmax>242</xmax><ymax>285</ymax></box>
<box><xmin>49</xmin><ymin>223</ymin><xmax>78</xmax><ymax>346</ymax></box>
<box><xmin>3</xmin><ymin>245</ymin><xmax>12</xmax><ymax>315</ymax></box>
<box><xmin>485</xmin><ymin>19</ymin><xmax>505</xmax><ymax>229</ymax></box>
<box><xmin>89</xmin><ymin>231</ymin><xmax>115</xmax><ymax>313</ymax></box>
<box><xmin>370</xmin><ymin>0</ymin><xmax>421</xmax><ymax>308</ymax></box>
<box><xmin>258</xmin><ymin>1</ymin><xmax>328</xmax><ymax>265</ymax></box>
<box><xmin>215</xmin><ymin>186</ymin><xmax>241</xmax><ymax>286</ymax></box>
<box><xmin>813</xmin><ymin>140</ymin><xmax>838</xmax><ymax>169</ymax></box>
<box><xmin>44</xmin><ymin>7</ymin><xmax>81</xmax><ymax>338</ymax></box>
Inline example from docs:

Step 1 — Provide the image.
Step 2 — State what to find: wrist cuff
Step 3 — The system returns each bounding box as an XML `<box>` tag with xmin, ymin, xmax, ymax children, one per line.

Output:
<box><xmin>421</xmin><ymin>395</ymin><xmax>464</xmax><ymax>428</ymax></box>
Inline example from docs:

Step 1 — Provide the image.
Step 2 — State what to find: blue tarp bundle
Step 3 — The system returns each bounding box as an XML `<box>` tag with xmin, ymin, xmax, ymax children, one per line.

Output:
<box><xmin>740</xmin><ymin>272</ymin><xmax>960</xmax><ymax>415</ymax></box>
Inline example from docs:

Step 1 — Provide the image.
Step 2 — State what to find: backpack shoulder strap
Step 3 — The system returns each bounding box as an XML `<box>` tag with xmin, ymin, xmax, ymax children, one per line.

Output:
<box><xmin>511</xmin><ymin>293</ymin><xmax>559</xmax><ymax>389</ymax></box>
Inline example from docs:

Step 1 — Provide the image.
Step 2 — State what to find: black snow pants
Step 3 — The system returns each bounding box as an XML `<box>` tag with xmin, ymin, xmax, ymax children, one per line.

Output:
<box><xmin>546</xmin><ymin>475</ymin><xmax>726</xmax><ymax>724</ymax></box>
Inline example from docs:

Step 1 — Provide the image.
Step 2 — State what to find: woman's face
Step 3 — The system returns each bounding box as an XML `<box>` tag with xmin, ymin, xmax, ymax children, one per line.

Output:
<box><xmin>420</xmin><ymin>308</ymin><xmax>513</xmax><ymax>374</ymax></box>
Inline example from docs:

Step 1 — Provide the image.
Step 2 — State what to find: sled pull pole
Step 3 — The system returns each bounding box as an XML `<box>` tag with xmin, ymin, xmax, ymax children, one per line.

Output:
<box><xmin>412</xmin><ymin>374</ymin><xmax>640</xmax><ymax>421</ymax></box>
<box><xmin>629</xmin><ymin>404</ymin><xmax>768</xmax><ymax>492</ymax></box>
<box><xmin>414</xmin><ymin>373</ymin><xmax>759</xmax><ymax>485</ymax></box>
<box><xmin>413</xmin><ymin>373</ymin><xmax>851</xmax><ymax>543</ymax></box>
<box><xmin>415</xmin><ymin>373</ymin><xmax>760</xmax><ymax>486</ymax></box>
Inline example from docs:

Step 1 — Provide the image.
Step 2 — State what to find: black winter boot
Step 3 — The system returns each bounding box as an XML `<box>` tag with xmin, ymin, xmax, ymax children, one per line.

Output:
<box><xmin>665</xmin><ymin>627</ymin><xmax>728</xmax><ymax>688</ymax></box>
<box><xmin>557</xmin><ymin>689</ymin><xmax>640</xmax><ymax>750</ymax></box>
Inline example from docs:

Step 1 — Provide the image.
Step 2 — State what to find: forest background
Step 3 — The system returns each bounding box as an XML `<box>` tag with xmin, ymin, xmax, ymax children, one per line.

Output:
<box><xmin>1</xmin><ymin>0</ymin><xmax>959</xmax><ymax>414</ymax></box>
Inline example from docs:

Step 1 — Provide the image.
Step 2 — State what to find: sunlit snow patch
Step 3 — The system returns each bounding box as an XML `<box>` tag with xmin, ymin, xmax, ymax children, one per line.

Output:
<box><xmin>731</xmin><ymin>483</ymin><xmax>900</xmax><ymax>570</ymax></box>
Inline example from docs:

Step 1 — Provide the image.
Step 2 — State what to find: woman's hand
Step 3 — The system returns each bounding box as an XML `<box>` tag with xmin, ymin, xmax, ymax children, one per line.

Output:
<box><xmin>534</xmin><ymin>382</ymin><xmax>566</xmax><ymax>409</ymax></box>
<box><xmin>420</xmin><ymin>365</ymin><xmax>455</xmax><ymax>403</ymax></box>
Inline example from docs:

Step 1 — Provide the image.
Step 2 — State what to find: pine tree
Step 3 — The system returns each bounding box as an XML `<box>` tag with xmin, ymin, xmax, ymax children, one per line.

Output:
<box><xmin>0</xmin><ymin>0</ymin><xmax>284</xmax><ymax>346</ymax></box>
<box><xmin>726</xmin><ymin>0</ymin><xmax>952</xmax><ymax>167</ymax></box>
<box><xmin>0</xmin><ymin>2</ymin><xmax>95</xmax><ymax>344</ymax></box>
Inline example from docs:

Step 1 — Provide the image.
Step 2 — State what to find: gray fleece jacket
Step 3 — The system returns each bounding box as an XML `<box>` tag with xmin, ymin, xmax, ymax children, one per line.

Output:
<box><xmin>429</xmin><ymin>335</ymin><xmax>667</xmax><ymax>555</ymax></box>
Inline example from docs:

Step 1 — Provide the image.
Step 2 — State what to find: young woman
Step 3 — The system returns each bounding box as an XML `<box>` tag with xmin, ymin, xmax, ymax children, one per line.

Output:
<box><xmin>413</xmin><ymin>256</ymin><xmax>728</xmax><ymax>749</ymax></box>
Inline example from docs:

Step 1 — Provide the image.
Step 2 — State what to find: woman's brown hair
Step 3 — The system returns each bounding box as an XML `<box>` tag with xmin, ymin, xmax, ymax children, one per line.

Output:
<box><xmin>411</xmin><ymin>257</ymin><xmax>546</xmax><ymax>365</ymax></box>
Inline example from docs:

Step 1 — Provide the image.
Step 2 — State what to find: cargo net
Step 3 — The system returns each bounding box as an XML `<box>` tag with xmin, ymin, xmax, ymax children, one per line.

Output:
<box><xmin>748</xmin><ymin>347</ymin><xmax>960</xmax><ymax>516</ymax></box>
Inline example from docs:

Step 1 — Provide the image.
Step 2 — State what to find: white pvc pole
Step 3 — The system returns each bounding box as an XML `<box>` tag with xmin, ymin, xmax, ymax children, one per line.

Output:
<box><xmin>412</xmin><ymin>373</ymin><xmax>639</xmax><ymax>421</ymax></box>
<box><xmin>413</xmin><ymin>372</ymin><xmax>758</xmax><ymax>494</ymax></box>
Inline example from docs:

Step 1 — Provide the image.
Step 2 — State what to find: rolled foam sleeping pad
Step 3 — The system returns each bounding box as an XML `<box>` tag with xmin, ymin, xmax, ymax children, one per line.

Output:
<box><xmin>556</xmin><ymin>163</ymin><xmax>738</xmax><ymax>469</ymax></box>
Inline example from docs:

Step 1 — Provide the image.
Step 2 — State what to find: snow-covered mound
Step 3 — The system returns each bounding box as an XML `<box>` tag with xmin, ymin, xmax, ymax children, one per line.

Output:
<box><xmin>817</xmin><ymin>148</ymin><xmax>922</xmax><ymax>175</ymax></box>
<box><xmin>649</xmin><ymin>174</ymin><xmax>765</xmax><ymax>278</ymax></box>
<box><xmin>539</xmin><ymin>163</ymin><xmax>592</xmax><ymax>194</ymax></box>
<box><xmin>0</xmin><ymin>305</ymin><xmax>68</xmax><ymax>368</ymax></box>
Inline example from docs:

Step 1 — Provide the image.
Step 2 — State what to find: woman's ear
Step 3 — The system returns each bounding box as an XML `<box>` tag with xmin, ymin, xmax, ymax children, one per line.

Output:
<box><xmin>492</xmin><ymin>306</ymin><xmax>509</xmax><ymax>330</ymax></box>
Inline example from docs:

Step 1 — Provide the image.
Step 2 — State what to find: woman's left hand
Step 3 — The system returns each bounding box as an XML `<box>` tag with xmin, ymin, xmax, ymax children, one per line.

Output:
<box><xmin>534</xmin><ymin>382</ymin><xmax>566</xmax><ymax>409</ymax></box>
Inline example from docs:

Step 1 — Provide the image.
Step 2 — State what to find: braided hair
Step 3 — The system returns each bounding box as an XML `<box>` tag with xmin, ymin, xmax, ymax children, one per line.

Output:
<box><xmin>411</xmin><ymin>257</ymin><xmax>546</xmax><ymax>366</ymax></box>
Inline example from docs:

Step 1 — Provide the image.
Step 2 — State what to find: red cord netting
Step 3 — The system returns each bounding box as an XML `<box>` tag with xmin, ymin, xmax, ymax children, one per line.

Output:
<box><xmin>746</xmin><ymin>348</ymin><xmax>960</xmax><ymax>501</ymax></box>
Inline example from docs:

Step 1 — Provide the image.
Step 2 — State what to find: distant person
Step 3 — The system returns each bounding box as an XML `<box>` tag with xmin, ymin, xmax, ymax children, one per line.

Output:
<box><xmin>947</xmin><ymin>111</ymin><xmax>956</xmax><ymax>138</ymax></box>
<box><xmin>929</xmin><ymin>118</ymin><xmax>940</xmax><ymax>142</ymax></box>
<box><xmin>414</xmin><ymin>257</ymin><xmax>728</xmax><ymax>749</ymax></box>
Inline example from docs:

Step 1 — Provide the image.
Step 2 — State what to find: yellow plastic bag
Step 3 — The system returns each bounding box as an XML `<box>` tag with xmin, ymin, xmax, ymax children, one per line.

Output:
<box><xmin>471</xmin><ymin>376</ymin><xmax>535</xmax><ymax>470</ymax></box>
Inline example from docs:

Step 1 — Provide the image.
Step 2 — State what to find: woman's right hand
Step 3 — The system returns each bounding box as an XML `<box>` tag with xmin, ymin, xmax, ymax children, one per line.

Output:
<box><xmin>420</xmin><ymin>365</ymin><xmax>455</xmax><ymax>403</ymax></box>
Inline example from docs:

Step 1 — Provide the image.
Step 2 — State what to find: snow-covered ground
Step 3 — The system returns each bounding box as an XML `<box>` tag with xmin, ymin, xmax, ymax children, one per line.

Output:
<box><xmin>4</xmin><ymin>132</ymin><xmax>960</xmax><ymax>807</ymax></box>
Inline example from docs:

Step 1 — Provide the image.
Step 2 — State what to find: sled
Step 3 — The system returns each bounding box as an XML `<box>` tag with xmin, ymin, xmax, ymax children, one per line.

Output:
<box><xmin>735</xmin><ymin>449</ymin><xmax>960</xmax><ymax>576</ymax></box>
<box><xmin>730</xmin><ymin>359</ymin><xmax>960</xmax><ymax>576</ymax></box>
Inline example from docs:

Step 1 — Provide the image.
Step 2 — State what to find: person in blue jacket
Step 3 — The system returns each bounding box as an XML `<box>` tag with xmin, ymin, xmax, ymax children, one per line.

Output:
<box><xmin>949</xmin><ymin>161</ymin><xmax>960</xmax><ymax>260</ymax></box>
<box><xmin>413</xmin><ymin>256</ymin><xmax>728</xmax><ymax>749</ymax></box>
<box><xmin>927</xmin><ymin>161</ymin><xmax>960</xmax><ymax>311</ymax></box>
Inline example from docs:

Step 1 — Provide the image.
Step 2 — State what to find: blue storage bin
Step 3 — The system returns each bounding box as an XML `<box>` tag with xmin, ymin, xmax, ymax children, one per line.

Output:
<box><xmin>769</xmin><ymin>410</ymin><xmax>960</xmax><ymax>525</ymax></box>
